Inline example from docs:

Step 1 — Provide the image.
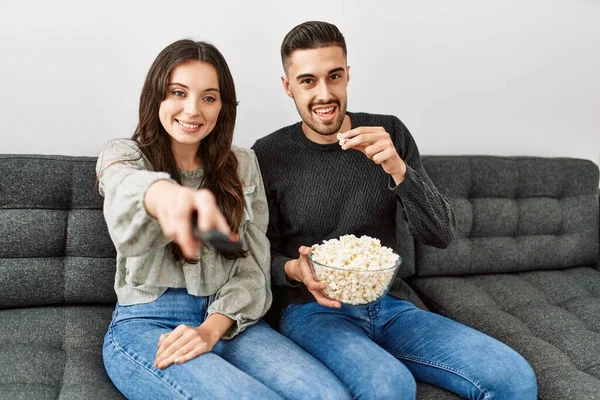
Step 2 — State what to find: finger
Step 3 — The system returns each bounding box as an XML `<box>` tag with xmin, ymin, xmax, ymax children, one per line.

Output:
<box><xmin>340</xmin><ymin>126</ymin><xmax>381</xmax><ymax>139</ymax></box>
<box><xmin>305</xmin><ymin>275</ymin><xmax>327</xmax><ymax>291</ymax></box>
<box><xmin>213</xmin><ymin>210</ymin><xmax>232</xmax><ymax>236</ymax></box>
<box><xmin>372</xmin><ymin>147</ymin><xmax>397</xmax><ymax>165</ymax></box>
<box><xmin>309</xmin><ymin>288</ymin><xmax>342</xmax><ymax>308</ymax></box>
<box><xmin>364</xmin><ymin>141</ymin><xmax>389</xmax><ymax>159</ymax></box>
<box><xmin>338</xmin><ymin>127</ymin><xmax>363</xmax><ymax>139</ymax></box>
<box><xmin>158</xmin><ymin>339</ymin><xmax>208</xmax><ymax>369</ymax></box>
<box><xmin>157</xmin><ymin>327</ymin><xmax>204</xmax><ymax>368</ymax></box>
<box><xmin>196</xmin><ymin>203</ymin><xmax>215</xmax><ymax>233</ymax></box>
<box><xmin>302</xmin><ymin>267</ymin><xmax>327</xmax><ymax>290</ymax></box>
<box><xmin>173</xmin><ymin>340</ymin><xmax>209</xmax><ymax>364</ymax></box>
<box><xmin>298</xmin><ymin>246</ymin><xmax>312</xmax><ymax>256</ymax></box>
<box><xmin>300</xmin><ymin>259</ymin><xmax>327</xmax><ymax>290</ymax></box>
<box><xmin>157</xmin><ymin>207</ymin><xmax>177</xmax><ymax>240</ymax></box>
<box><xmin>156</xmin><ymin>335</ymin><xmax>192</xmax><ymax>368</ymax></box>
<box><xmin>342</xmin><ymin>132</ymin><xmax>383</xmax><ymax>150</ymax></box>
<box><xmin>155</xmin><ymin>326</ymin><xmax>186</xmax><ymax>365</ymax></box>
<box><xmin>195</xmin><ymin>191</ymin><xmax>230</xmax><ymax>234</ymax></box>
<box><xmin>342</xmin><ymin>144</ymin><xmax>369</xmax><ymax>158</ymax></box>
<box><xmin>156</xmin><ymin>331</ymin><xmax>175</xmax><ymax>359</ymax></box>
<box><xmin>175</xmin><ymin>223</ymin><xmax>200</xmax><ymax>259</ymax></box>
<box><xmin>173</xmin><ymin>345</ymin><xmax>211</xmax><ymax>365</ymax></box>
<box><xmin>170</xmin><ymin>204</ymin><xmax>198</xmax><ymax>258</ymax></box>
<box><xmin>158</xmin><ymin>332</ymin><xmax>168</xmax><ymax>347</ymax></box>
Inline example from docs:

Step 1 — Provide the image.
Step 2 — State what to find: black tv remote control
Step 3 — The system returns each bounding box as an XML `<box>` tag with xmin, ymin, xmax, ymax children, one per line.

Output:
<box><xmin>192</xmin><ymin>217</ymin><xmax>243</xmax><ymax>252</ymax></box>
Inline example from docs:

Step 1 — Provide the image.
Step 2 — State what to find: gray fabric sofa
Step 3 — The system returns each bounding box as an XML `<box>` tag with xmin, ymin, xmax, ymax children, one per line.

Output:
<box><xmin>404</xmin><ymin>157</ymin><xmax>600</xmax><ymax>400</ymax></box>
<box><xmin>1</xmin><ymin>154</ymin><xmax>598</xmax><ymax>399</ymax></box>
<box><xmin>0</xmin><ymin>155</ymin><xmax>121</xmax><ymax>399</ymax></box>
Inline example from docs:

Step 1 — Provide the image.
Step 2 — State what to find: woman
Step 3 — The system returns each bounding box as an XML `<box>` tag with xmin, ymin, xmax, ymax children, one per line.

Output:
<box><xmin>97</xmin><ymin>39</ymin><xmax>350</xmax><ymax>400</ymax></box>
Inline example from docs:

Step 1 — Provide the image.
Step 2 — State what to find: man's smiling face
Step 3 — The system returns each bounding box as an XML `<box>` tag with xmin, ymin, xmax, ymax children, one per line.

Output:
<box><xmin>282</xmin><ymin>46</ymin><xmax>350</xmax><ymax>138</ymax></box>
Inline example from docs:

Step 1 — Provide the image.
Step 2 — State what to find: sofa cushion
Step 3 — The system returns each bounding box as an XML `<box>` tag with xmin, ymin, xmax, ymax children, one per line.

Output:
<box><xmin>417</xmin><ymin>157</ymin><xmax>599</xmax><ymax>276</ymax></box>
<box><xmin>0</xmin><ymin>155</ymin><xmax>117</xmax><ymax>308</ymax></box>
<box><xmin>0</xmin><ymin>305</ymin><xmax>123</xmax><ymax>399</ymax></box>
<box><xmin>409</xmin><ymin>266</ymin><xmax>600</xmax><ymax>399</ymax></box>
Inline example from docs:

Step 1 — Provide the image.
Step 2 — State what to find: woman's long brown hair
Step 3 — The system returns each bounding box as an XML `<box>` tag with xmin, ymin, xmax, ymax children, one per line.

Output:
<box><xmin>133</xmin><ymin>39</ymin><xmax>246</xmax><ymax>261</ymax></box>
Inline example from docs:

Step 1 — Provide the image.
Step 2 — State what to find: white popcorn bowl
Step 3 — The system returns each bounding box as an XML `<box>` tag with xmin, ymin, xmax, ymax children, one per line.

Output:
<box><xmin>308</xmin><ymin>252</ymin><xmax>402</xmax><ymax>306</ymax></box>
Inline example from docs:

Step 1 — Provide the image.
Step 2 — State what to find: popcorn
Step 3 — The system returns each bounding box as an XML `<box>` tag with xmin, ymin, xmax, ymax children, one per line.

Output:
<box><xmin>337</xmin><ymin>133</ymin><xmax>346</xmax><ymax>147</ymax></box>
<box><xmin>310</xmin><ymin>235</ymin><xmax>400</xmax><ymax>305</ymax></box>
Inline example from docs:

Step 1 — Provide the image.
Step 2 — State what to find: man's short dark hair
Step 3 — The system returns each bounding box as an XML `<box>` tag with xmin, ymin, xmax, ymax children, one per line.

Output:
<box><xmin>281</xmin><ymin>21</ymin><xmax>347</xmax><ymax>71</ymax></box>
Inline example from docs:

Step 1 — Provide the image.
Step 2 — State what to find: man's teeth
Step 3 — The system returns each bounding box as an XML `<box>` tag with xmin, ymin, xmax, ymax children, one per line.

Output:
<box><xmin>314</xmin><ymin>107</ymin><xmax>335</xmax><ymax>115</ymax></box>
<box><xmin>177</xmin><ymin>120</ymin><xmax>201</xmax><ymax>129</ymax></box>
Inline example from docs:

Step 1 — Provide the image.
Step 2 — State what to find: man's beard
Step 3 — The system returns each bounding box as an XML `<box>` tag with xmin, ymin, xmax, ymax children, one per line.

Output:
<box><xmin>298</xmin><ymin>98</ymin><xmax>347</xmax><ymax>136</ymax></box>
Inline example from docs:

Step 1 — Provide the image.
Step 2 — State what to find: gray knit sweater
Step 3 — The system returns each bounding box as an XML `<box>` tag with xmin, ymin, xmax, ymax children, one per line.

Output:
<box><xmin>252</xmin><ymin>112</ymin><xmax>456</xmax><ymax>306</ymax></box>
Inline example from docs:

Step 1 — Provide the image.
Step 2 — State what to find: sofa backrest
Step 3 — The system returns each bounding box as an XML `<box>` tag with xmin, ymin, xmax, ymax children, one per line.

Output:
<box><xmin>415</xmin><ymin>156</ymin><xmax>599</xmax><ymax>276</ymax></box>
<box><xmin>0</xmin><ymin>155</ymin><xmax>117</xmax><ymax>309</ymax></box>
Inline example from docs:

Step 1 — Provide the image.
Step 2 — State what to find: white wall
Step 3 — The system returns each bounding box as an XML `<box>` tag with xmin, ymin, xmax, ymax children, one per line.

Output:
<box><xmin>1</xmin><ymin>0</ymin><xmax>599</xmax><ymax>169</ymax></box>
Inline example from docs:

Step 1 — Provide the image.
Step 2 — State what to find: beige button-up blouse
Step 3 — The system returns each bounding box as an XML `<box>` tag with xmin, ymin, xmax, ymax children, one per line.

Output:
<box><xmin>96</xmin><ymin>139</ymin><xmax>271</xmax><ymax>338</ymax></box>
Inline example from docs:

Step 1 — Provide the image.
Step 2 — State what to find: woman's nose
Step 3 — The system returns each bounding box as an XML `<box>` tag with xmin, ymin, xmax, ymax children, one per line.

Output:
<box><xmin>184</xmin><ymin>99</ymin><xmax>201</xmax><ymax>117</ymax></box>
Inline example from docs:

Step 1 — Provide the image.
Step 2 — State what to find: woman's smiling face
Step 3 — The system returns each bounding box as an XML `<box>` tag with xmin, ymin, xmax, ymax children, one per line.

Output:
<box><xmin>159</xmin><ymin>60</ymin><xmax>222</xmax><ymax>151</ymax></box>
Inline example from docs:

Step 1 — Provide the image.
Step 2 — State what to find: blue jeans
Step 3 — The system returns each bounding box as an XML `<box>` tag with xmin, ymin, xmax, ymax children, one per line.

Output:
<box><xmin>280</xmin><ymin>295</ymin><xmax>537</xmax><ymax>400</ymax></box>
<box><xmin>103</xmin><ymin>288</ymin><xmax>351</xmax><ymax>400</ymax></box>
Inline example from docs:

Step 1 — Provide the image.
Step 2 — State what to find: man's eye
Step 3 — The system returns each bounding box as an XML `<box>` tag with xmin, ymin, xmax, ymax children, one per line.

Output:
<box><xmin>301</xmin><ymin>79</ymin><xmax>314</xmax><ymax>85</ymax></box>
<box><xmin>330</xmin><ymin>74</ymin><xmax>341</xmax><ymax>80</ymax></box>
<box><xmin>172</xmin><ymin>90</ymin><xmax>185</xmax><ymax>97</ymax></box>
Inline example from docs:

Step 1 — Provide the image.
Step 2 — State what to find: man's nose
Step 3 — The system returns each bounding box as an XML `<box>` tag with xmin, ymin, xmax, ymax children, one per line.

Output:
<box><xmin>315</xmin><ymin>81</ymin><xmax>332</xmax><ymax>100</ymax></box>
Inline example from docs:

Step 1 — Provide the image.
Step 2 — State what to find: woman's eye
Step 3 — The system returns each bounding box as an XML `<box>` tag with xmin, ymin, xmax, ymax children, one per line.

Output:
<box><xmin>203</xmin><ymin>96</ymin><xmax>216</xmax><ymax>103</ymax></box>
<box><xmin>172</xmin><ymin>90</ymin><xmax>185</xmax><ymax>97</ymax></box>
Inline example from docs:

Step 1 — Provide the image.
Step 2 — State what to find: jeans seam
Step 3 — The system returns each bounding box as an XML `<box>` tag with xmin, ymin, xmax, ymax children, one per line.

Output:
<box><xmin>107</xmin><ymin>328</ymin><xmax>190</xmax><ymax>400</ymax></box>
<box><xmin>390</xmin><ymin>351</ymin><xmax>490</xmax><ymax>399</ymax></box>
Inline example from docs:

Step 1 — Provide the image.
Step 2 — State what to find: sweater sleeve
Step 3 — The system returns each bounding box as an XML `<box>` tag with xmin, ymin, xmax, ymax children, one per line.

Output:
<box><xmin>389</xmin><ymin>117</ymin><xmax>457</xmax><ymax>248</ymax></box>
<box><xmin>96</xmin><ymin>139</ymin><xmax>175</xmax><ymax>257</ymax></box>
<box><xmin>206</xmin><ymin>151</ymin><xmax>273</xmax><ymax>339</ymax></box>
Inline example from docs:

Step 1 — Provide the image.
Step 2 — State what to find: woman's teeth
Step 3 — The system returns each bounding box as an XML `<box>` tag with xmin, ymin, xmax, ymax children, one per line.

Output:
<box><xmin>177</xmin><ymin>120</ymin><xmax>201</xmax><ymax>129</ymax></box>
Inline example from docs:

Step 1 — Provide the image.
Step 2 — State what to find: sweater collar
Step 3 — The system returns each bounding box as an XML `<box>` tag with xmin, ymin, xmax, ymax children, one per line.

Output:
<box><xmin>295</xmin><ymin>111</ymin><xmax>356</xmax><ymax>151</ymax></box>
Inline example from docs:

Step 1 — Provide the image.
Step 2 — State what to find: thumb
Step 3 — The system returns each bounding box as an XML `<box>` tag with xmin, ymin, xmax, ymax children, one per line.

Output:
<box><xmin>298</xmin><ymin>246</ymin><xmax>311</xmax><ymax>256</ymax></box>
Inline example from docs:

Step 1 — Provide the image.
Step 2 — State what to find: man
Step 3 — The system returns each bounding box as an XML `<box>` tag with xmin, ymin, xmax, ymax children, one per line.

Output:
<box><xmin>252</xmin><ymin>21</ymin><xmax>537</xmax><ymax>399</ymax></box>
